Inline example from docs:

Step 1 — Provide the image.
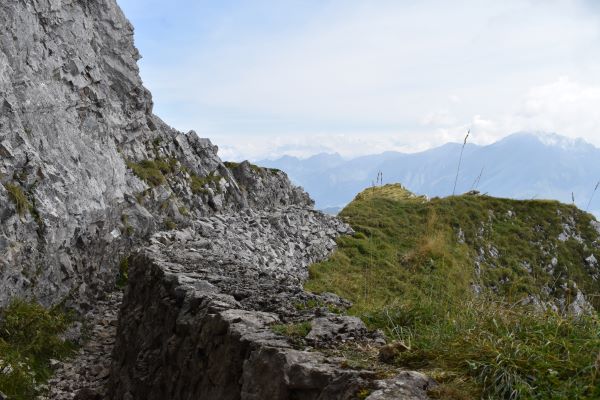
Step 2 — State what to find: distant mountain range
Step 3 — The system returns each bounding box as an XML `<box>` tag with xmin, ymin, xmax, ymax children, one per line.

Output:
<box><xmin>258</xmin><ymin>133</ymin><xmax>600</xmax><ymax>216</ymax></box>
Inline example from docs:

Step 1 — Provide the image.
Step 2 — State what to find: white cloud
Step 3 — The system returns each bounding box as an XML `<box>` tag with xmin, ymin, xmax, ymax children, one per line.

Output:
<box><xmin>123</xmin><ymin>0</ymin><xmax>600</xmax><ymax>159</ymax></box>
<box><xmin>516</xmin><ymin>77</ymin><xmax>600</xmax><ymax>140</ymax></box>
<box><xmin>213</xmin><ymin>75</ymin><xmax>600</xmax><ymax>160</ymax></box>
<box><xmin>444</xmin><ymin>78</ymin><xmax>600</xmax><ymax>149</ymax></box>
<box><xmin>213</xmin><ymin>132</ymin><xmax>431</xmax><ymax>161</ymax></box>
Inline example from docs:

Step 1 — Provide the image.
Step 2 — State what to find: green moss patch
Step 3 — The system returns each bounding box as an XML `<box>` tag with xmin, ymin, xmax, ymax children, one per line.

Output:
<box><xmin>116</xmin><ymin>256</ymin><xmax>130</xmax><ymax>288</ymax></box>
<box><xmin>271</xmin><ymin>321</ymin><xmax>312</xmax><ymax>346</ymax></box>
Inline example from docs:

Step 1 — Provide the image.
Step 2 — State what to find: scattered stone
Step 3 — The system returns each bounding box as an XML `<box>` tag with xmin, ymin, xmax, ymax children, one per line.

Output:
<box><xmin>592</xmin><ymin>221</ymin><xmax>600</xmax><ymax>236</ymax></box>
<box><xmin>456</xmin><ymin>227</ymin><xmax>465</xmax><ymax>244</ymax></box>
<box><xmin>367</xmin><ymin>371</ymin><xmax>436</xmax><ymax>400</ymax></box>
<box><xmin>320</xmin><ymin>292</ymin><xmax>353</xmax><ymax>309</ymax></box>
<box><xmin>586</xmin><ymin>254</ymin><xmax>598</xmax><ymax>268</ymax></box>
<box><xmin>306</xmin><ymin>316</ymin><xmax>369</xmax><ymax>346</ymax></box>
<box><xmin>379</xmin><ymin>341</ymin><xmax>411</xmax><ymax>363</ymax></box>
<box><xmin>567</xmin><ymin>289</ymin><xmax>594</xmax><ymax>317</ymax></box>
<box><xmin>558</xmin><ymin>222</ymin><xmax>584</xmax><ymax>243</ymax></box>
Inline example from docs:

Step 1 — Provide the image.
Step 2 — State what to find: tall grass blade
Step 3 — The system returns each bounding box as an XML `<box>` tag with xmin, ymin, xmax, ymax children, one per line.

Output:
<box><xmin>586</xmin><ymin>181</ymin><xmax>599</xmax><ymax>212</ymax></box>
<box><xmin>452</xmin><ymin>129</ymin><xmax>470</xmax><ymax>196</ymax></box>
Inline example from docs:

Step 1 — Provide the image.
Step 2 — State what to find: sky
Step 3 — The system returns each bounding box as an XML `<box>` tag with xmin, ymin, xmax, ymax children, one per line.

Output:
<box><xmin>117</xmin><ymin>0</ymin><xmax>600</xmax><ymax>161</ymax></box>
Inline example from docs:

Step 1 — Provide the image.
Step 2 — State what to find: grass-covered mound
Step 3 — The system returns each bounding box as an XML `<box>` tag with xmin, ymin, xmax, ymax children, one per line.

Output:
<box><xmin>307</xmin><ymin>184</ymin><xmax>600</xmax><ymax>399</ymax></box>
<box><xmin>0</xmin><ymin>300</ymin><xmax>75</xmax><ymax>399</ymax></box>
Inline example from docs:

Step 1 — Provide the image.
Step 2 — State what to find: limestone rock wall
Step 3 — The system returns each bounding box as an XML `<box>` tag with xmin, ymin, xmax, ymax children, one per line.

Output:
<box><xmin>0</xmin><ymin>0</ymin><xmax>310</xmax><ymax>308</ymax></box>
<box><xmin>109</xmin><ymin>208</ymin><xmax>369</xmax><ymax>399</ymax></box>
<box><xmin>110</xmin><ymin>254</ymin><xmax>367</xmax><ymax>400</ymax></box>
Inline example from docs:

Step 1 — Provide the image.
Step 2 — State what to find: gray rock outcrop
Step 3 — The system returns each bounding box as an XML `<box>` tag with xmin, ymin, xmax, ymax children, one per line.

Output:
<box><xmin>109</xmin><ymin>209</ymin><xmax>431</xmax><ymax>399</ymax></box>
<box><xmin>109</xmin><ymin>210</ymin><xmax>370</xmax><ymax>399</ymax></box>
<box><xmin>365</xmin><ymin>372</ymin><xmax>435</xmax><ymax>400</ymax></box>
<box><xmin>0</xmin><ymin>0</ymin><xmax>309</xmax><ymax>308</ymax></box>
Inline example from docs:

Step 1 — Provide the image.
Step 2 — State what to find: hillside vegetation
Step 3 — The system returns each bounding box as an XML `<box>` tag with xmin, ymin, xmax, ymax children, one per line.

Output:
<box><xmin>307</xmin><ymin>184</ymin><xmax>600</xmax><ymax>399</ymax></box>
<box><xmin>0</xmin><ymin>301</ymin><xmax>75</xmax><ymax>399</ymax></box>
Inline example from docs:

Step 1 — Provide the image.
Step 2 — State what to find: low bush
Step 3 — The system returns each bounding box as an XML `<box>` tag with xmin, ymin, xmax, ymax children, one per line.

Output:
<box><xmin>4</xmin><ymin>183</ymin><xmax>30</xmax><ymax>216</ymax></box>
<box><xmin>0</xmin><ymin>300</ymin><xmax>75</xmax><ymax>399</ymax></box>
<box><xmin>190</xmin><ymin>172</ymin><xmax>222</xmax><ymax>195</ymax></box>
<box><xmin>126</xmin><ymin>158</ymin><xmax>178</xmax><ymax>187</ymax></box>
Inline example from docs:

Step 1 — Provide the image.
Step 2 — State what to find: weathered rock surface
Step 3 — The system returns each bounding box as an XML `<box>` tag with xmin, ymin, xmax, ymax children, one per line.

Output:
<box><xmin>0</xmin><ymin>0</ymin><xmax>310</xmax><ymax>308</ymax></box>
<box><xmin>306</xmin><ymin>316</ymin><xmax>368</xmax><ymax>347</ymax></box>
<box><xmin>145</xmin><ymin>207</ymin><xmax>351</xmax><ymax>319</ymax></box>
<box><xmin>109</xmin><ymin>217</ymin><xmax>370</xmax><ymax>399</ymax></box>
<box><xmin>365</xmin><ymin>372</ymin><xmax>436</xmax><ymax>400</ymax></box>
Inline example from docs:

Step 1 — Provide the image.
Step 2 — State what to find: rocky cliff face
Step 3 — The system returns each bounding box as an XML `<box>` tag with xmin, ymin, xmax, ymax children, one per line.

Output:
<box><xmin>0</xmin><ymin>0</ymin><xmax>309</xmax><ymax>308</ymax></box>
<box><xmin>1</xmin><ymin>1</ymin><xmax>434</xmax><ymax>399</ymax></box>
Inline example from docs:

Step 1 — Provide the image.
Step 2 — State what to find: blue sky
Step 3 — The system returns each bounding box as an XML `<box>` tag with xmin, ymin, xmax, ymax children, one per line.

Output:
<box><xmin>117</xmin><ymin>0</ymin><xmax>600</xmax><ymax>160</ymax></box>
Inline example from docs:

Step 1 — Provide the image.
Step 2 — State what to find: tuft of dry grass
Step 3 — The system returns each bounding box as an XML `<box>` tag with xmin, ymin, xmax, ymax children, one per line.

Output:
<box><xmin>4</xmin><ymin>183</ymin><xmax>30</xmax><ymax>216</ymax></box>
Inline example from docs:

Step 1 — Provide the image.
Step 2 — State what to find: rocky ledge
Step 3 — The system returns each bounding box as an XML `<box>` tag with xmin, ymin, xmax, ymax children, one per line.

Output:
<box><xmin>108</xmin><ymin>207</ymin><xmax>434</xmax><ymax>399</ymax></box>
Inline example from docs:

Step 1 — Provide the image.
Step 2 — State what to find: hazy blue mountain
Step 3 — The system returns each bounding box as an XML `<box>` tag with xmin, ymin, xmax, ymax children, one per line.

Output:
<box><xmin>257</xmin><ymin>133</ymin><xmax>600</xmax><ymax>216</ymax></box>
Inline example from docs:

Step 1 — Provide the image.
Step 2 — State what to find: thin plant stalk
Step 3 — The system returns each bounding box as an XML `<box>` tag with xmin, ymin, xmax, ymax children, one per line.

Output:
<box><xmin>470</xmin><ymin>166</ymin><xmax>485</xmax><ymax>192</ymax></box>
<box><xmin>452</xmin><ymin>129</ymin><xmax>470</xmax><ymax>196</ymax></box>
<box><xmin>586</xmin><ymin>181</ymin><xmax>599</xmax><ymax>212</ymax></box>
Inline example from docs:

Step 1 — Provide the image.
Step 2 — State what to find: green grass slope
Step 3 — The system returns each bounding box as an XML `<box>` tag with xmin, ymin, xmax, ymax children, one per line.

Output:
<box><xmin>307</xmin><ymin>184</ymin><xmax>600</xmax><ymax>399</ymax></box>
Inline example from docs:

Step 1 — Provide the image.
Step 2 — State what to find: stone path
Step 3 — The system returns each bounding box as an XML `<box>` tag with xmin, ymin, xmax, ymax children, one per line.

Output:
<box><xmin>41</xmin><ymin>292</ymin><xmax>122</xmax><ymax>400</ymax></box>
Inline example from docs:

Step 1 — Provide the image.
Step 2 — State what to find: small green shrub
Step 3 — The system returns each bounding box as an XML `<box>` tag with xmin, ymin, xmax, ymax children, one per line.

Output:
<box><xmin>120</xmin><ymin>214</ymin><xmax>134</xmax><ymax>236</ymax></box>
<box><xmin>190</xmin><ymin>172</ymin><xmax>221</xmax><ymax>195</ymax></box>
<box><xmin>126</xmin><ymin>158</ymin><xmax>178</xmax><ymax>187</ymax></box>
<box><xmin>271</xmin><ymin>321</ymin><xmax>312</xmax><ymax>339</ymax></box>
<box><xmin>223</xmin><ymin>161</ymin><xmax>240</xmax><ymax>169</ymax></box>
<box><xmin>4</xmin><ymin>183</ymin><xmax>30</xmax><ymax>216</ymax></box>
<box><xmin>357</xmin><ymin>388</ymin><xmax>372</xmax><ymax>400</ymax></box>
<box><xmin>165</xmin><ymin>219</ymin><xmax>177</xmax><ymax>230</ymax></box>
<box><xmin>116</xmin><ymin>257</ymin><xmax>130</xmax><ymax>288</ymax></box>
<box><xmin>0</xmin><ymin>300</ymin><xmax>75</xmax><ymax>400</ymax></box>
<box><xmin>224</xmin><ymin>161</ymin><xmax>280</xmax><ymax>174</ymax></box>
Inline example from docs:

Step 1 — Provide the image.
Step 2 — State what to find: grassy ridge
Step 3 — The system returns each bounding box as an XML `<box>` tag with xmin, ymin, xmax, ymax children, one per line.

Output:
<box><xmin>307</xmin><ymin>184</ymin><xmax>600</xmax><ymax>399</ymax></box>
